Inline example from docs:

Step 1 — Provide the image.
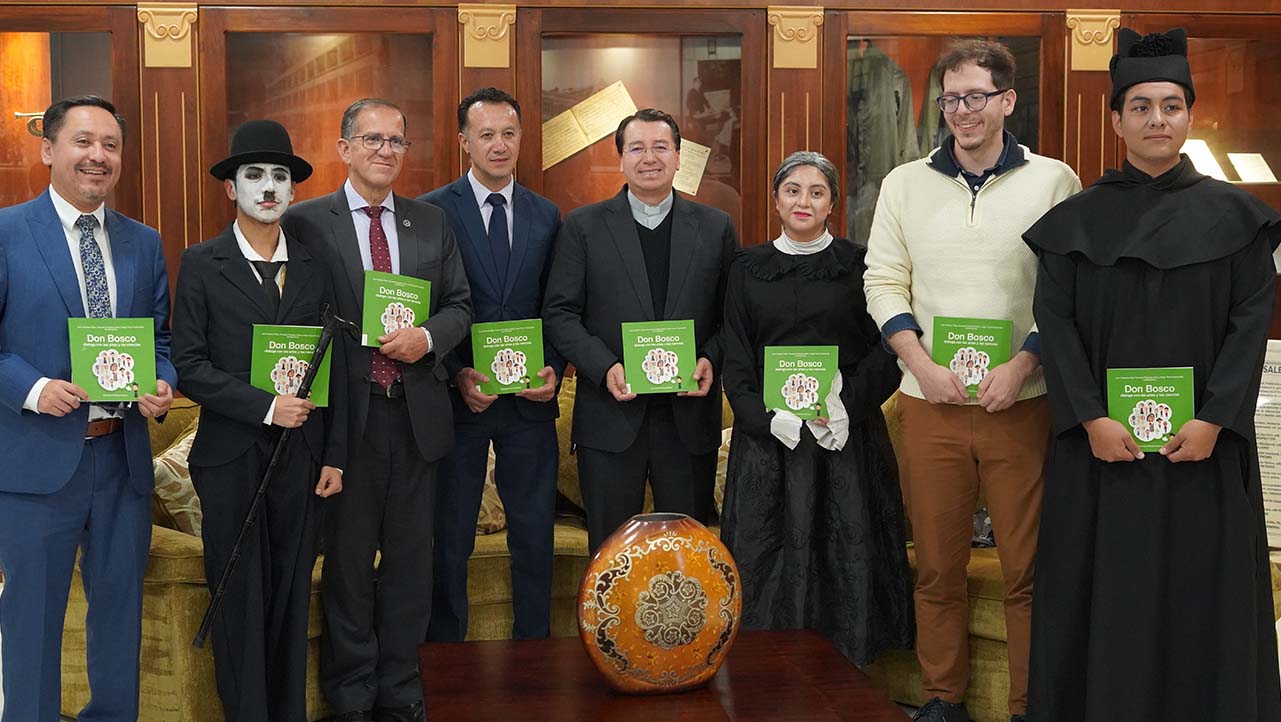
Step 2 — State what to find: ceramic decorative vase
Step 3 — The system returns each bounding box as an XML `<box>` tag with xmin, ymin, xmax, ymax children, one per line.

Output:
<box><xmin>577</xmin><ymin>512</ymin><xmax>742</xmax><ymax>694</ymax></box>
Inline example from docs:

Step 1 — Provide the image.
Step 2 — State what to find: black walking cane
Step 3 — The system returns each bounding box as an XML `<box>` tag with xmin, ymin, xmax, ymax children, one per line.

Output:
<box><xmin>193</xmin><ymin>306</ymin><xmax>359</xmax><ymax>648</ymax></box>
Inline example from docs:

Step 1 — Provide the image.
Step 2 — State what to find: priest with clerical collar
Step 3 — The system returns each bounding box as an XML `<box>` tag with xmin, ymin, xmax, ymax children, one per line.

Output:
<box><xmin>1023</xmin><ymin>27</ymin><xmax>1281</xmax><ymax>722</ymax></box>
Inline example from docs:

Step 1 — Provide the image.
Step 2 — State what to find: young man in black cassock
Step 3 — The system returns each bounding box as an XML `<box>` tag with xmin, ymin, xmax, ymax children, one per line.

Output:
<box><xmin>1023</xmin><ymin>28</ymin><xmax>1281</xmax><ymax>722</ymax></box>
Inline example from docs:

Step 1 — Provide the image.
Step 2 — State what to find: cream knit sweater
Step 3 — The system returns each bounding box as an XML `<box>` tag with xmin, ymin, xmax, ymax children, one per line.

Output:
<box><xmin>864</xmin><ymin>146</ymin><xmax>1081</xmax><ymax>402</ymax></box>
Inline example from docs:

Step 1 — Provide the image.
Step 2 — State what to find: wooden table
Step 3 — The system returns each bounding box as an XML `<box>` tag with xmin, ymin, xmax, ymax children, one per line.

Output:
<box><xmin>419</xmin><ymin>630</ymin><xmax>909</xmax><ymax>721</ymax></box>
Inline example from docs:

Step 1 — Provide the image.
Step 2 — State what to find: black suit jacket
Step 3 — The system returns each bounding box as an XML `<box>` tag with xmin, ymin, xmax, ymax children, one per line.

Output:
<box><xmin>420</xmin><ymin>175</ymin><xmax>563</xmax><ymax>423</ymax></box>
<box><xmin>542</xmin><ymin>187</ymin><xmax>739</xmax><ymax>454</ymax></box>
<box><xmin>284</xmin><ymin>188</ymin><xmax>472</xmax><ymax>462</ymax></box>
<box><xmin>172</xmin><ymin>226</ymin><xmax>348</xmax><ymax>469</ymax></box>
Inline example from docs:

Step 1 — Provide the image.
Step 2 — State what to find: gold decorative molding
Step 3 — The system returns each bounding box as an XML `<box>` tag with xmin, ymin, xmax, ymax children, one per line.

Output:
<box><xmin>767</xmin><ymin>7</ymin><xmax>823</xmax><ymax>70</ymax></box>
<box><xmin>137</xmin><ymin>3</ymin><xmax>197</xmax><ymax>69</ymax></box>
<box><xmin>1066</xmin><ymin>9</ymin><xmax>1120</xmax><ymax>72</ymax></box>
<box><xmin>459</xmin><ymin>4</ymin><xmax>516</xmax><ymax>69</ymax></box>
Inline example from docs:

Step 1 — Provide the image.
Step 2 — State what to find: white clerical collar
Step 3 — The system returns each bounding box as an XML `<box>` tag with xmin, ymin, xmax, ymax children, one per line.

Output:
<box><xmin>466</xmin><ymin>168</ymin><xmax>514</xmax><ymax>210</ymax></box>
<box><xmin>773</xmin><ymin>228</ymin><xmax>833</xmax><ymax>255</ymax></box>
<box><xmin>344</xmin><ymin>178</ymin><xmax>395</xmax><ymax>216</ymax></box>
<box><xmin>233</xmin><ymin>220</ymin><xmax>288</xmax><ymax>263</ymax></box>
<box><xmin>48</xmin><ymin>185</ymin><xmax>105</xmax><ymax>236</ymax></box>
<box><xmin>627</xmin><ymin>188</ymin><xmax>673</xmax><ymax>230</ymax></box>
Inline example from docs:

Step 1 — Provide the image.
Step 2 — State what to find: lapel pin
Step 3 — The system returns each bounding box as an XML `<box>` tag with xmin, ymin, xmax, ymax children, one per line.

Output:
<box><xmin>402</xmin><ymin>219</ymin><xmax>411</xmax><ymax>228</ymax></box>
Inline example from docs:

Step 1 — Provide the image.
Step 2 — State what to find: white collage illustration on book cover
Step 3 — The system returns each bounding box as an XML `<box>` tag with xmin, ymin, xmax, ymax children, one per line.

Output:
<box><xmin>380</xmin><ymin>302</ymin><xmax>416</xmax><ymax>334</ymax></box>
<box><xmin>91</xmin><ymin>349</ymin><xmax>135</xmax><ymax>391</ymax></box>
<box><xmin>270</xmin><ymin>355</ymin><xmax>310</xmax><ymax>395</ymax></box>
<box><xmin>490</xmin><ymin>348</ymin><xmax>528</xmax><ymax>386</ymax></box>
<box><xmin>1127</xmin><ymin>399</ymin><xmax>1173</xmax><ymax>442</ymax></box>
<box><xmin>949</xmin><ymin>346</ymin><xmax>991</xmax><ymax>386</ymax></box>
<box><xmin>641</xmin><ymin>348</ymin><xmax>680</xmax><ymax>385</ymax></box>
<box><xmin>781</xmin><ymin>372</ymin><xmax>820</xmax><ymax>411</ymax></box>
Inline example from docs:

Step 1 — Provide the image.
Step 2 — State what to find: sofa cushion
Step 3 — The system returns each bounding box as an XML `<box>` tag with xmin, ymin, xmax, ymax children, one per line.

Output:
<box><xmin>477</xmin><ymin>443</ymin><xmax>506</xmax><ymax>534</ymax></box>
<box><xmin>152</xmin><ymin>415</ymin><xmax>202</xmax><ymax>536</ymax></box>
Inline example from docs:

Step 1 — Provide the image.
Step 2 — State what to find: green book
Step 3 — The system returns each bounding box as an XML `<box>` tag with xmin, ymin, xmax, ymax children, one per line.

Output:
<box><xmin>931</xmin><ymin>316</ymin><xmax>1014</xmax><ymax>397</ymax></box>
<box><xmin>361</xmin><ymin>270</ymin><xmax>431</xmax><ymax>347</ymax></box>
<box><xmin>764</xmin><ymin>345</ymin><xmax>840</xmax><ymax>420</ymax></box>
<box><xmin>620</xmin><ymin>320</ymin><xmax>696</xmax><ymax>394</ymax></box>
<box><xmin>250</xmin><ymin>325</ymin><xmax>332</xmax><ymax>407</ymax></box>
<box><xmin>68</xmin><ymin>318</ymin><xmax>156</xmax><ymax>402</ymax></box>
<box><xmin>1106</xmin><ymin>367</ymin><xmax>1195</xmax><ymax>451</ymax></box>
<box><xmin>471</xmin><ymin>319</ymin><xmax>545</xmax><ymax>395</ymax></box>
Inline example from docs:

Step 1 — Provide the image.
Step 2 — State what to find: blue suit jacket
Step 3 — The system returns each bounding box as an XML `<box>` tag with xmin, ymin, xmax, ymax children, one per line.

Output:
<box><xmin>420</xmin><ymin>175</ymin><xmax>563</xmax><ymax>421</ymax></box>
<box><xmin>0</xmin><ymin>189</ymin><xmax>177</xmax><ymax>495</ymax></box>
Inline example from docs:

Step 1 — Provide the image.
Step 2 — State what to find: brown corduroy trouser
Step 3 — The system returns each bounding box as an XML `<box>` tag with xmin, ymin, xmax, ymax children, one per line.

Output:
<box><xmin>896</xmin><ymin>393</ymin><xmax>1050</xmax><ymax>716</ymax></box>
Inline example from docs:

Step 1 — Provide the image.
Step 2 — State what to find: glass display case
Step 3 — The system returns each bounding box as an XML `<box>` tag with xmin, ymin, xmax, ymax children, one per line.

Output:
<box><xmin>0</xmin><ymin>8</ymin><xmax>138</xmax><ymax>217</ymax></box>
<box><xmin>823</xmin><ymin>12</ymin><xmax>1064</xmax><ymax>245</ymax></box>
<box><xmin>199</xmin><ymin>8</ymin><xmax>456</xmax><ymax>236</ymax></box>
<box><xmin>540</xmin><ymin>34</ymin><xmax>745</xmax><ymax>230</ymax></box>
<box><xmin>517</xmin><ymin>8</ymin><xmax>767</xmax><ymax>244</ymax></box>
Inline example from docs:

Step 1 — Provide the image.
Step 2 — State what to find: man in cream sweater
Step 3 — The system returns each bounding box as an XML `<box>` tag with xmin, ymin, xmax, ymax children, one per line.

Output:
<box><xmin>863</xmin><ymin>40</ymin><xmax>1080</xmax><ymax>722</ymax></box>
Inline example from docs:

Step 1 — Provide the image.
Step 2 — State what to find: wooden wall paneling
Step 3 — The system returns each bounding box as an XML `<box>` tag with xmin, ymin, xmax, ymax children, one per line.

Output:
<box><xmin>458</xmin><ymin>6</ymin><xmax>518</xmax><ymax>183</ymax></box>
<box><xmin>1039</xmin><ymin>12</ymin><xmax>1066</xmax><ymax>161</ymax></box>
<box><xmin>1063</xmin><ymin>70</ymin><xmax>1118</xmax><ymax>185</ymax></box>
<box><xmin>0</xmin><ymin>6</ymin><xmax>142</xmax><ymax>221</ymax></box>
<box><xmin>137</xmin><ymin>7</ymin><xmax>199</xmax><ymax>297</ymax></box>
<box><xmin>821</xmin><ymin>11</ymin><xmax>849</xmax><ymax>239</ymax></box>
<box><xmin>513</xmin><ymin>7</ymin><xmax>543</xmax><ymax>195</ymax></box>
<box><xmin>766</xmin><ymin>9</ymin><xmax>825</xmax><ymax>244</ymax></box>
<box><xmin>197</xmin><ymin>7</ymin><xmax>457</xmax><ymax>240</ymax></box>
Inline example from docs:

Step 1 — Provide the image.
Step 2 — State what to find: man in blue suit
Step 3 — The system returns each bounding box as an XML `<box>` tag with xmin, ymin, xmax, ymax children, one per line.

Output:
<box><xmin>420</xmin><ymin>87</ymin><xmax>562</xmax><ymax>640</ymax></box>
<box><xmin>0</xmin><ymin>96</ymin><xmax>176</xmax><ymax>722</ymax></box>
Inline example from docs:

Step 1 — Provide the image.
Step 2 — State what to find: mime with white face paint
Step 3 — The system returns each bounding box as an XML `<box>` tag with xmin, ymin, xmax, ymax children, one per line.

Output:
<box><xmin>171</xmin><ymin>119</ymin><xmax>349</xmax><ymax>722</ymax></box>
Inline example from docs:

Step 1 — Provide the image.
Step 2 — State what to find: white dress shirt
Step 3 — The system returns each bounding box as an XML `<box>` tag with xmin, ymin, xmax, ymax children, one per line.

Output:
<box><xmin>343</xmin><ymin>179</ymin><xmax>432</xmax><ymax>352</ymax></box>
<box><xmin>24</xmin><ymin>187</ymin><xmax>119</xmax><ymax>418</ymax></box>
<box><xmin>466</xmin><ymin>168</ymin><xmax>514</xmax><ymax>246</ymax></box>
<box><xmin>344</xmin><ymin>179</ymin><xmax>400</xmax><ymax>274</ymax></box>
<box><xmin>233</xmin><ymin>220</ymin><xmax>288</xmax><ymax>426</ymax></box>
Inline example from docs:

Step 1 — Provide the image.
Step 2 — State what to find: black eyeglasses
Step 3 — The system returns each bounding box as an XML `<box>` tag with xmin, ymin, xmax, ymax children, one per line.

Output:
<box><xmin>935</xmin><ymin>89</ymin><xmax>1010</xmax><ymax>114</ymax></box>
<box><xmin>347</xmin><ymin>134</ymin><xmax>412</xmax><ymax>153</ymax></box>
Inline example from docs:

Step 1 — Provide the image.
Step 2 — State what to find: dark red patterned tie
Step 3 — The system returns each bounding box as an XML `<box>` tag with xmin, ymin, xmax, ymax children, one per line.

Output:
<box><xmin>364</xmin><ymin>205</ymin><xmax>401</xmax><ymax>388</ymax></box>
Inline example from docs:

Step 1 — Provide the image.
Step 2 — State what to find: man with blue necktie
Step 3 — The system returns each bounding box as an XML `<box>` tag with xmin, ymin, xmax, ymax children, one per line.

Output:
<box><xmin>0</xmin><ymin>95</ymin><xmax>177</xmax><ymax>722</ymax></box>
<box><xmin>420</xmin><ymin>87</ymin><xmax>562</xmax><ymax>641</ymax></box>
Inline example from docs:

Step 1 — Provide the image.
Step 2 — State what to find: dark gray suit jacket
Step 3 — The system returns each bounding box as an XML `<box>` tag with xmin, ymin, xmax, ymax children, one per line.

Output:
<box><xmin>284</xmin><ymin>188</ymin><xmax>472</xmax><ymax>462</ymax></box>
<box><xmin>542</xmin><ymin>186</ymin><xmax>738</xmax><ymax>454</ymax></box>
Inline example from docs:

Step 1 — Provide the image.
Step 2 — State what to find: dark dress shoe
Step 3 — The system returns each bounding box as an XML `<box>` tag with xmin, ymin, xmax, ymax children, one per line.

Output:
<box><xmin>911</xmin><ymin>697</ymin><xmax>971</xmax><ymax>722</ymax></box>
<box><xmin>374</xmin><ymin>701</ymin><xmax>427</xmax><ymax>722</ymax></box>
<box><xmin>329</xmin><ymin>712</ymin><xmax>375</xmax><ymax>722</ymax></box>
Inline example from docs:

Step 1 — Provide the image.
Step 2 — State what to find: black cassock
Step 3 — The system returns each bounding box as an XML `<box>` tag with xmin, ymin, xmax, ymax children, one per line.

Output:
<box><xmin>1024</xmin><ymin>156</ymin><xmax>1281</xmax><ymax>722</ymax></box>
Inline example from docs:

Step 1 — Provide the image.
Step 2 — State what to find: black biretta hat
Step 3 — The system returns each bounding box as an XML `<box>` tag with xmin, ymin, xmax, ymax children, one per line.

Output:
<box><xmin>1109</xmin><ymin>28</ymin><xmax>1196</xmax><ymax>110</ymax></box>
<box><xmin>209</xmin><ymin>119</ymin><xmax>313</xmax><ymax>182</ymax></box>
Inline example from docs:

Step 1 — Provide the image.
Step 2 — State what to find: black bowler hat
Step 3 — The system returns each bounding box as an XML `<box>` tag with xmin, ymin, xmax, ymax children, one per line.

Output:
<box><xmin>209</xmin><ymin>119</ymin><xmax>313</xmax><ymax>182</ymax></box>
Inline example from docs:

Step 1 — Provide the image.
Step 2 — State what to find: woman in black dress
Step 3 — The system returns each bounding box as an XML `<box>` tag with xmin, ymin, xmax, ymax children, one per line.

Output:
<box><xmin>719</xmin><ymin>151</ymin><xmax>913</xmax><ymax>665</ymax></box>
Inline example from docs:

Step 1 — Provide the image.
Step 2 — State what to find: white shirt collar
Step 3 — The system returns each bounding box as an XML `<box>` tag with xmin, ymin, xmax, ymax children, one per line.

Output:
<box><xmin>232</xmin><ymin>220</ymin><xmax>288</xmax><ymax>263</ymax></box>
<box><xmin>773</xmin><ymin>228</ymin><xmax>833</xmax><ymax>256</ymax></box>
<box><xmin>48</xmin><ymin>185</ymin><xmax>105</xmax><ymax>236</ymax></box>
<box><xmin>466</xmin><ymin>168</ymin><xmax>514</xmax><ymax>210</ymax></box>
<box><xmin>626</xmin><ymin>188</ymin><xmax>673</xmax><ymax>220</ymax></box>
<box><xmin>343</xmin><ymin>178</ymin><xmax>395</xmax><ymax>216</ymax></box>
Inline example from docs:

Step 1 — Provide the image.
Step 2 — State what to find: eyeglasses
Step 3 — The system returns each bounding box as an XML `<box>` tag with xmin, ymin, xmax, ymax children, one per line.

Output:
<box><xmin>348</xmin><ymin>134</ymin><xmax>412</xmax><ymax>153</ymax></box>
<box><xmin>623</xmin><ymin>145</ymin><xmax>675</xmax><ymax>158</ymax></box>
<box><xmin>935</xmin><ymin>89</ymin><xmax>1010</xmax><ymax>114</ymax></box>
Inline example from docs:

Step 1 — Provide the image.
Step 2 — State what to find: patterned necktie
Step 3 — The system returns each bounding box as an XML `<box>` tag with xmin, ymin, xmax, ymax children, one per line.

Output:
<box><xmin>363</xmin><ymin>205</ymin><xmax>400</xmax><ymax>388</ymax></box>
<box><xmin>250</xmin><ymin>260</ymin><xmax>282</xmax><ymax>316</ymax></box>
<box><xmin>76</xmin><ymin>214</ymin><xmax>112</xmax><ymax>318</ymax></box>
<box><xmin>486</xmin><ymin>192</ymin><xmax>510</xmax><ymax>289</ymax></box>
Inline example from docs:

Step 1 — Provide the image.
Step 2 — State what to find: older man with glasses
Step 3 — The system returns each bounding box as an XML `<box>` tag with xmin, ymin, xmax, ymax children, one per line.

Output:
<box><xmin>863</xmin><ymin>40</ymin><xmax>1081</xmax><ymax>722</ymax></box>
<box><xmin>284</xmin><ymin>97</ymin><xmax>472</xmax><ymax>722</ymax></box>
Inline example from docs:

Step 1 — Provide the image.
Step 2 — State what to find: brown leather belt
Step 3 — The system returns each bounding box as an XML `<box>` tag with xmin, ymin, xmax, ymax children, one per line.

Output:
<box><xmin>86</xmin><ymin>417</ymin><xmax>124</xmax><ymax>438</ymax></box>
